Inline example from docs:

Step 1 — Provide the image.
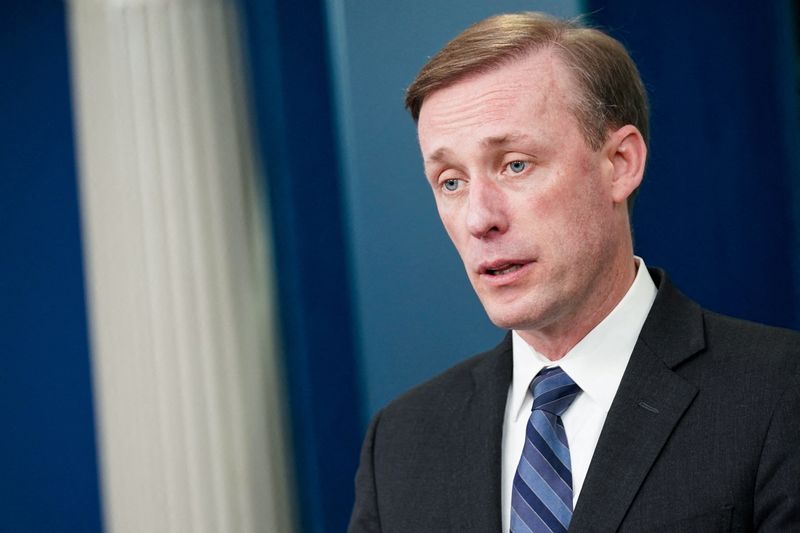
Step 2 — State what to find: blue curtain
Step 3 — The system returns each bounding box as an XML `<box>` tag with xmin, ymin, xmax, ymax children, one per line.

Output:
<box><xmin>237</xmin><ymin>1</ymin><xmax>362</xmax><ymax>532</ymax></box>
<box><xmin>0</xmin><ymin>1</ymin><xmax>102</xmax><ymax>531</ymax></box>
<box><xmin>588</xmin><ymin>1</ymin><xmax>800</xmax><ymax>329</ymax></box>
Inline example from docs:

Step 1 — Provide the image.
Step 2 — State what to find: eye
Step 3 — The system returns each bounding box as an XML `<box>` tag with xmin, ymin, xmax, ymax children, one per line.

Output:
<box><xmin>507</xmin><ymin>160</ymin><xmax>528</xmax><ymax>173</ymax></box>
<box><xmin>442</xmin><ymin>178</ymin><xmax>461</xmax><ymax>192</ymax></box>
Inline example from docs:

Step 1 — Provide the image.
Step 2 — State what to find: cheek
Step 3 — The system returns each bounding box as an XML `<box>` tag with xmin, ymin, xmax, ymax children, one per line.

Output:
<box><xmin>513</xmin><ymin>178</ymin><xmax>577</xmax><ymax>227</ymax></box>
<box><xmin>516</xmin><ymin>172</ymin><xmax>607</xmax><ymax>248</ymax></box>
<box><xmin>436</xmin><ymin>202</ymin><xmax>465</xmax><ymax>247</ymax></box>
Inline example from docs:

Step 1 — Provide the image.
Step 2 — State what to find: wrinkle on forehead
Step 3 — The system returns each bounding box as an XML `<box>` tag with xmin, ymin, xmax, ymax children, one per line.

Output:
<box><xmin>423</xmin><ymin>87</ymin><xmax>520</xmax><ymax>132</ymax></box>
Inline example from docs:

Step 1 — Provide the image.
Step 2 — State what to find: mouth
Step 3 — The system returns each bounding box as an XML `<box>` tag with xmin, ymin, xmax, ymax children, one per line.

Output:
<box><xmin>478</xmin><ymin>260</ymin><xmax>533</xmax><ymax>284</ymax></box>
<box><xmin>484</xmin><ymin>263</ymin><xmax>524</xmax><ymax>276</ymax></box>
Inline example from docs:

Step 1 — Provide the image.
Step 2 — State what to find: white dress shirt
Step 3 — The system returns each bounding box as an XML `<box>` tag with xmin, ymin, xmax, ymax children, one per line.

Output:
<box><xmin>501</xmin><ymin>257</ymin><xmax>657</xmax><ymax>532</ymax></box>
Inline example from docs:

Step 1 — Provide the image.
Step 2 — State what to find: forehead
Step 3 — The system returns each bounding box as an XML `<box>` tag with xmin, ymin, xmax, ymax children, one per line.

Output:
<box><xmin>417</xmin><ymin>49</ymin><xmax>580</xmax><ymax>153</ymax></box>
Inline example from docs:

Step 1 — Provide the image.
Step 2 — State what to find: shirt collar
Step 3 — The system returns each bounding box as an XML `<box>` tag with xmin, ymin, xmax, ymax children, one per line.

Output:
<box><xmin>509</xmin><ymin>257</ymin><xmax>657</xmax><ymax>421</ymax></box>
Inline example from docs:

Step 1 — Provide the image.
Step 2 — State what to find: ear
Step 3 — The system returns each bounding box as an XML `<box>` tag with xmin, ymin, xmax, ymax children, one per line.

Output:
<box><xmin>603</xmin><ymin>125</ymin><xmax>647</xmax><ymax>205</ymax></box>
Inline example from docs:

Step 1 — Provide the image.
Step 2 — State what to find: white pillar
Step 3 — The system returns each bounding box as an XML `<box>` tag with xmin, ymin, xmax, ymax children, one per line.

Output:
<box><xmin>67</xmin><ymin>1</ymin><xmax>295</xmax><ymax>531</ymax></box>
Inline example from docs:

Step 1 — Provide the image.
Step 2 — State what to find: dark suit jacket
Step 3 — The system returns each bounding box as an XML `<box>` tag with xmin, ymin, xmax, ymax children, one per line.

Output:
<box><xmin>348</xmin><ymin>270</ymin><xmax>800</xmax><ymax>532</ymax></box>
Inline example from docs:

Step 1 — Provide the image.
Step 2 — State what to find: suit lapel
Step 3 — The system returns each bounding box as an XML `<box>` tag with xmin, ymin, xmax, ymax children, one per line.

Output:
<box><xmin>570</xmin><ymin>270</ymin><xmax>705</xmax><ymax>533</ymax></box>
<box><xmin>446</xmin><ymin>334</ymin><xmax>512</xmax><ymax>532</ymax></box>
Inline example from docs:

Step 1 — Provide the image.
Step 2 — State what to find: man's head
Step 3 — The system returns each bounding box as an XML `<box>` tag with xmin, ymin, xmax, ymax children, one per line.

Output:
<box><xmin>409</xmin><ymin>13</ymin><xmax>649</xmax><ymax>356</ymax></box>
<box><xmin>406</xmin><ymin>12</ymin><xmax>649</xmax><ymax>212</ymax></box>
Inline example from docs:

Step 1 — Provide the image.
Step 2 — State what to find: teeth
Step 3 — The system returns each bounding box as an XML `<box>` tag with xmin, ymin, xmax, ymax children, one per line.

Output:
<box><xmin>490</xmin><ymin>264</ymin><xmax>521</xmax><ymax>276</ymax></box>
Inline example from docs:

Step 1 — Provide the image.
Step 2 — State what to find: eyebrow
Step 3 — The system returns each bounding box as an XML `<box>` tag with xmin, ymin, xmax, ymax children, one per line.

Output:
<box><xmin>424</xmin><ymin>148</ymin><xmax>450</xmax><ymax>167</ymax></box>
<box><xmin>424</xmin><ymin>132</ymin><xmax>534</xmax><ymax>167</ymax></box>
<box><xmin>481</xmin><ymin>133</ymin><xmax>532</xmax><ymax>147</ymax></box>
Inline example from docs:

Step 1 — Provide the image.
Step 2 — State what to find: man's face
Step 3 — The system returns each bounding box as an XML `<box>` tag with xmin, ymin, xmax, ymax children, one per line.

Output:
<box><xmin>417</xmin><ymin>49</ymin><xmax>629</xmax><ymax>339</ymax></box>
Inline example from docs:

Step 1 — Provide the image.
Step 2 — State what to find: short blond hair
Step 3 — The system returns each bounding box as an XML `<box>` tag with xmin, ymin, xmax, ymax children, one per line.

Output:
<box><xmin>406</xmin><ymin>12</ymin><xmax>649</xmax><ymax>154</ymax></box>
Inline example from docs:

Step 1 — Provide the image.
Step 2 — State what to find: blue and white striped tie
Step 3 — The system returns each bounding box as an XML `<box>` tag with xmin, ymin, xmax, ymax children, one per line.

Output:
<box><xmin>511</xmin><ymin>366</ymin><xmax>581</xmax><ymax>533</ymax></box>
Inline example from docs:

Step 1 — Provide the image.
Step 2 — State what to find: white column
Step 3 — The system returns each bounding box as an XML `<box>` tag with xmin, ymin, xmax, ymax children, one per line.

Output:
<box><xmin>67</xmin><ymin>1</ymin><xmax>295</xmax><ymax>531</ymax></box>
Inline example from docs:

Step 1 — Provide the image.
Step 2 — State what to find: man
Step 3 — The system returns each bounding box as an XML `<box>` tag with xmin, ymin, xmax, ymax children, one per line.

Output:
<box><xmin>349</xmin><ymin>12</ymin><xmax>799</xmax><ymax>532</ymax></box>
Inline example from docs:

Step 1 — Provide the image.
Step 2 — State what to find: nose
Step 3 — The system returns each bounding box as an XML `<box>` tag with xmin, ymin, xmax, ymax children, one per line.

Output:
<box><xmin>465</xmin><ymin>176</ymin><xmax>508</xmax><ymax>239</ymax></box>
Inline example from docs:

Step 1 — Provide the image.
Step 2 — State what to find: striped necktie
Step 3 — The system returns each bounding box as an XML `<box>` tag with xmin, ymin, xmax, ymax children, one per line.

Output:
<box><xmin>511</xmin><ymin>366</ymin><xmax>581</xmax><ymax>533</ymax></box>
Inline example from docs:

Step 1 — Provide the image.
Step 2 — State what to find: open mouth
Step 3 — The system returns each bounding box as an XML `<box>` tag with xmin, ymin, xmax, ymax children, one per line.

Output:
<box><xmin>486</xmin><ymin>263</ymin><xmax>524</xmax><ymax>276</ymax></box>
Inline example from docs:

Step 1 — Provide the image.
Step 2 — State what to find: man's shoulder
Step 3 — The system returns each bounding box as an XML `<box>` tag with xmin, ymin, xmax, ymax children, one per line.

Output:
<box><xmin>648</xmin><ymin>268</ymin><xmax>800</xmax><ymax>373</ymax></box>
<box><xmin>648</xmin><ymin>272</ymin><xmax>800</xmax><ymax>399</ymax></box>
<box><xmin>700</xmin><ymin>309</ymin><xmax>800</xmax><ymax>374</ymax></box>
<box><xmin>703</xmin><ymin>309</ymin><xmax>800</xmax><ymax>348</ymax></box>
<box><xmin>377</xmin><ymin>334</ymin><xmax>511</xmax><ymax>425</ymax></box>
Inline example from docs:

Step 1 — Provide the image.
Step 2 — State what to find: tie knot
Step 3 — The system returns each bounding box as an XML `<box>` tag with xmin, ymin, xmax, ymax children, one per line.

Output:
<box><xmin>530</xmin><ymin>366</ymin><xmax>580</xmax><ymax>416</ymax></box>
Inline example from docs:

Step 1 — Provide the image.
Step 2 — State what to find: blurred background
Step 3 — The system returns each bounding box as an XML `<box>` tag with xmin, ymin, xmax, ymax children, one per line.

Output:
<box><xmin>2</xmin><ymin>0</ymin><xmax>798</xmax><ymax>531</ymax></box>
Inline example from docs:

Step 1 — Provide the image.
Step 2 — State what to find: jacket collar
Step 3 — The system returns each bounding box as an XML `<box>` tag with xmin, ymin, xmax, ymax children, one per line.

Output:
<box><xmin>569</xmin><ymin>268</ymin><xmax>705</xmax><ymax>532</ymax></box>
<box><xmin>443</xmin><ymin>333</ymin><xmax>512</xmax><ymax>531</ymax></box>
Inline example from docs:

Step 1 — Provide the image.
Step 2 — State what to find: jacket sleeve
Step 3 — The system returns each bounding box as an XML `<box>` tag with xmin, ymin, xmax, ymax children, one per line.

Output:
<box><xmin>754</xmin><ymin>370</ymin><xmax>800</xmax><ymax>531</ymax></box>
<box><xmin>348</xmin><ymin>410</ymin><xmax>383</xmax><ymax>533</ymax></box>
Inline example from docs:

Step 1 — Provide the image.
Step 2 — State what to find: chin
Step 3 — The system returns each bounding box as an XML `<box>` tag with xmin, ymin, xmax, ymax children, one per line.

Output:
<box><xmin>483</xmin><ymin>306</ymin><xmax>536</xmax><ymax>331</ymax></box>
<box><xmin>480</xmin><ymin>294</ymin><xmax>556</xmax><ymax>332</ymax></box>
